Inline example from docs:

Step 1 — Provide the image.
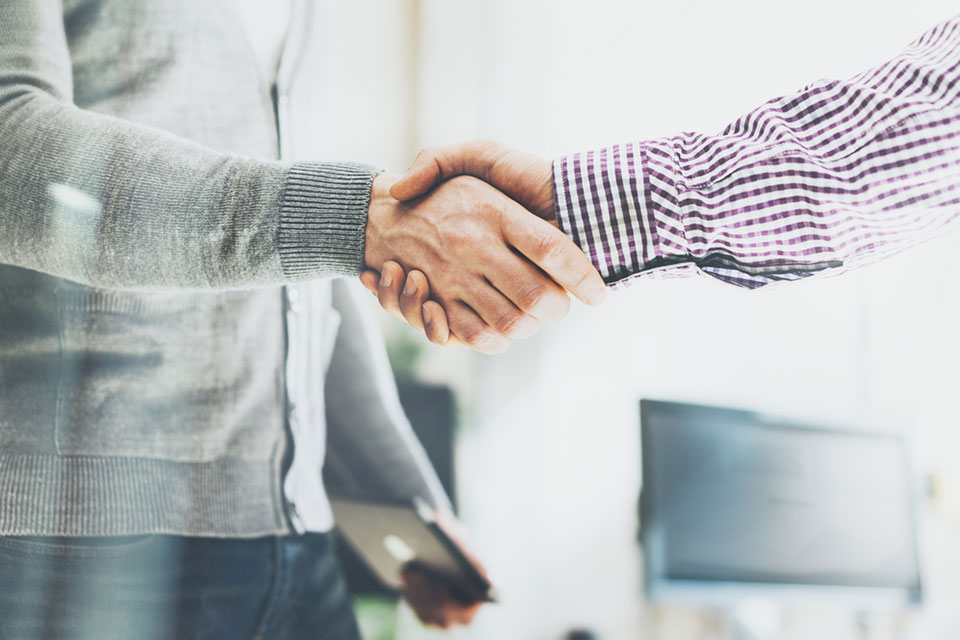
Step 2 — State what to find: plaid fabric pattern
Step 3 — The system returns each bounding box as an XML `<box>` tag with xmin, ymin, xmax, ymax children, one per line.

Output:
<box><xmin>554</xmin><ymin>16</ymin><xmax>960</xmax><ymax>289</ymax></box>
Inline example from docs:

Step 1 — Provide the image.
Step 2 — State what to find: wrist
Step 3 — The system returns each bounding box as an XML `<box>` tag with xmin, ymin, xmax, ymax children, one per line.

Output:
<box><xmin>278</xmin><ymin>162</ymin><xmax>379</xmax><ymax>279</ymax></box>
<box><xmin>365</xmin><ymin>172</ymin><xmax>399</xmax><ymax>270</ymax></box>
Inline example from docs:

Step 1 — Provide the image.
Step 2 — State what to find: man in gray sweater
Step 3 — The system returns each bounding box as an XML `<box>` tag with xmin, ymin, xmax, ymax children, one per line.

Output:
<box><xmin>0</xmin><ymin>0</ymin><xmax>606</xmax><ymax>638</ymax></box>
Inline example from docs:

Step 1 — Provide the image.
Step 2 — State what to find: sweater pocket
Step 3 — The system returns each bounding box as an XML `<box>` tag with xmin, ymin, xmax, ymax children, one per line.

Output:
<box><xmin>54</xmin><ymin>287</ymin><xmax>285</xmax><ymax>462</ymax></box>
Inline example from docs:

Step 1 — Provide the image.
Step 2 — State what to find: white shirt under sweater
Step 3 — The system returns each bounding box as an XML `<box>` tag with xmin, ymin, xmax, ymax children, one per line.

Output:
<box><xmin>237</xmin><ymin>0</ymin><xmax>335</xmax><ymax>533</ymax></box>
<box><xmin>234</xmin><ymin>1</ymin><xmax>451</xmax><ymax>535</ymax></box>
<box><xmin>237</xmin><ymin>0</ymin><xmax>289</xmax><ymax>84</ymax></box>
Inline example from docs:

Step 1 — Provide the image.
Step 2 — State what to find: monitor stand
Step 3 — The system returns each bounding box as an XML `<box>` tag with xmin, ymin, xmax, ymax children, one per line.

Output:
<box><xmin>727</xmin><ymin>599</ymin><xmax>783</xmax><ymax>640</ymax></box>
<box><xmin>727</xmin><ymin>603</ymin><xmax>900</xmax><ymax>640</ymax></box>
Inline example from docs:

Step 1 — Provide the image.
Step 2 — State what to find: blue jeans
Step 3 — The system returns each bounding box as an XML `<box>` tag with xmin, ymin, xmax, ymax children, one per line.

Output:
<box><xmin>0</xmin><ymin>532</ymin><xmax>361</xmax><ymax>640</ymax></box>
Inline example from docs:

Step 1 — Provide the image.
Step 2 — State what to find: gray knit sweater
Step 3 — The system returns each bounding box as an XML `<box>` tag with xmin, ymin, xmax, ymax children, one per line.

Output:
<box><xmin>0</xmin><ymin>0</ymin><xmax>448</xmax><ymax>536</ymax></box>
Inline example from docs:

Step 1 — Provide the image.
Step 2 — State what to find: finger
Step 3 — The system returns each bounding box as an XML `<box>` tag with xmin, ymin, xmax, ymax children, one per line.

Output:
<box><xmin>390</xmin><ymin>156</ymin><xmax>442</xmax><ymax>201</ymax></box>
<box><xmin>392</xmin><ymin>142</ymin><xmax>556</xmax><ymax>220</ymax></box>
<box><xmin>391</xmin><ymin>140</ymin><xmax>501</xmax><ymax>201</ymax></box>
<box><xmin>450</xmin><ymin>601</ymin><xmax>483</xmax><ymax>625</ymax></box>
<box><xmin>500</xmin><ymin>207</ymin><xmax>607</xmax><ymax>306</ymax></box>
<box><xmin>422</xmin><ymin>300</ymin><xmax>451</xmax><ymax>346</ymax></box>
<box><xmin>433</xmin><ymin>615</ymin><xmax>454</xmax><ymax>630</ymax></box>
<box><xmin>401</xmin><ymin>568</ymin><xmax>448</xmax><ymax>628</ymax></box>
<box><xmin>399</xmin><ymin>270</ymin><xmax>430</xmax><ymax>333</ymax></box>
<box><xmin>457</xmin><ymin>278</ymin><xmax>540</xmax><ymax>341</ymax></box>
<box><xmin>445</xmin><ymin>300</ymin><xmax>510</xmax><ymax>355</ymax></box>
<box><xmin>377</xmin><ymin>261</ymin><xmax>406</xmax><ymax>319</ymax></box>
<box><xmin>402</xmin><ymin>566</ymin><xmax>484</xmax><ymax>628</ymax></box>
<box><xmin>423</xmin><ymin>303</ymin><xmax>468</xmax><ymax>349</ymax></box>
<box><xmin>480</xmin><ymin>249</ymin><xmax>570</xmax><ymax>323</ymax></box>
<box><xmin>359</xmin><ymin>269</ymin><xmax>380</xmax><ymax>295</ymax></box>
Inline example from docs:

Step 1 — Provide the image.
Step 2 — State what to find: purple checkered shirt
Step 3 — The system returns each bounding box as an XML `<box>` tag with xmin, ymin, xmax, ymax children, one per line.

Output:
<box><xmin>554</xmin><ymin>16</ymin><xmax>960</xmax><ymax>290</ymax></box>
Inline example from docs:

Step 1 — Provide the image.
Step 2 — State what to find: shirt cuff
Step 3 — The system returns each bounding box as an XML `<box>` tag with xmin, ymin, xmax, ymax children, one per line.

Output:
<box><xmin>278</xmin><ymin>162</ymin><xmax>380</xmax><ymax>280</ymax></box>
<box><xmin>553</xmin><ymin>142</ymin><xmax>691</xmax><ymax>288</ymax></box>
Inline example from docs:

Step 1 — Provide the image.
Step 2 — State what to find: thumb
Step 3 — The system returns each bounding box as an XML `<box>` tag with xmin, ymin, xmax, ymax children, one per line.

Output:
<box><xmin>391</xmin><ymin>141</ymin><xmax>501</xmax><ymax>202</ymax></box>
<box><xmin>390</xmin><ymin>154</ymin><xmax>442</xmax><ymax>201</ymax></box>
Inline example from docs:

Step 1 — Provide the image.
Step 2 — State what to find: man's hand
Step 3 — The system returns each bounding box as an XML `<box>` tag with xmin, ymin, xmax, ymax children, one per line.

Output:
<box><xmin>390</xmin><ymin>140</ymin><xmax>556</xmax><ymax>222</ymax></box>
<box><xmin>401</xmin><ymin>564</ymin><xmax>483</xmax><ymax>629</ymax></box>
<box><xmin>360</xmin><ymin>260</ymin><xmax>463</xmax><ymax>347</ymax></box>
<box><xmin>362</xmin><ymin>141</ymin><xmax>602</xmax><ymax>349</ymax></box>
<box><xmin>364</xmin><ymin>170</ymin><xmax>604</xmax><ymax>354</ymax></box>
<box><xmin>400</xmin><ymin>507</ymin><xmax>491</xmax><ymax>628</ymax></box>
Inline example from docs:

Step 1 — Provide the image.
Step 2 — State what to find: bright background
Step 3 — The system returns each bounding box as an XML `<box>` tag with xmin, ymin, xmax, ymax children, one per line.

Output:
<box><xmin>304</xmin><ymin>1</ymin><xmax>960</xmax><ymax>638</ymax></box>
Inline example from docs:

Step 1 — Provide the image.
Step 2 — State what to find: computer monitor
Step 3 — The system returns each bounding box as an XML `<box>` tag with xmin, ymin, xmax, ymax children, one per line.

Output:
<box><xmin>639</xmin><ymin>400</ymin><xmax>923</xmax><ymax>609</ymax></box>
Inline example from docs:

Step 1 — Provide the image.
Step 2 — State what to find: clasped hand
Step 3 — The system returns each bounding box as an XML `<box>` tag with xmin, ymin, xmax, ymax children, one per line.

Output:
<box><xmin>362</xmin><ymin>141</ymin><xmax>606</xmax><ymax>353</ymax></box>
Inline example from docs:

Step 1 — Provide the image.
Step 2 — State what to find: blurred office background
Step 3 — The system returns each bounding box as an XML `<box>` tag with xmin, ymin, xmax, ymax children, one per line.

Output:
<box><xmin>303</xmin><ymin>0</ymin><xmax>960</xmax><ymax>638</ymax></box>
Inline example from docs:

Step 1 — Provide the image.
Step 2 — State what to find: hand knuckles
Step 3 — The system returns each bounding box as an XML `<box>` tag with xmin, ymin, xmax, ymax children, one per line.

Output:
<box><xmin>410</xmin><ymin>273</ymin><xmax>429</xmax><ymax>295</ymax></box>
<box><xmin>462</xmin><ymin>326</ymin><xmax>506</xmax><ymax>352</ymax></box>
<box><xmin>493</xmin><ymin>309</ymin><xmax>525</xmax><ymax>335</ymax></box>
<box><xmin>533</xmin><ymin>233</ymin><xmax>561</xmax><ymax>263</ymax></box>
<box><xmin>398</xmin><ymin>294</ymin><xmax>415</xmax><ymax>311</ymax></box>
<box><xmin>463</xmin><ymin>327</ymin><xmax>493</xmax><ymax>347</ymax></box>
<box><xmin>516</xmin><ymin>283</ymin><xmax>547</xmax><ymax>311</ymax></box>
<box><xmin>478</xmin><ymin>198</ymin><xmax>506</xmax><ymax>220</ymax></box>
<box><xmin>399</xmin><ymin>290</ymin><xmax>417</xmax><ymax>311</ymax></box>
<box><xmin>573</xmin><ymin>268</ymin><xmax>598</xmax><ymax>293</ymax></box>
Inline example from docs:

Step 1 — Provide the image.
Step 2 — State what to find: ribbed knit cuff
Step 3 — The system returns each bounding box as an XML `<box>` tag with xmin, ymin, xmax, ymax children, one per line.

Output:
<box><xmin>278</xmin><ymin>162</ymin><xmax>380</xmax><ymax>279</ymax></box>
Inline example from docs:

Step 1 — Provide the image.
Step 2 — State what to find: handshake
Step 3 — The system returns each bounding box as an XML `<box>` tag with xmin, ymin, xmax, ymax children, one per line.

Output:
<box><xmin>361</xmin><ymin>140</ymin><xmax>607</xmax><ymax>354</ymax></box>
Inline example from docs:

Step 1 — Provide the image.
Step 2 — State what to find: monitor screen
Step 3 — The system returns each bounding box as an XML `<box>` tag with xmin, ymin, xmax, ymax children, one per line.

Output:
<box><xmin>640</xmin><ymin>400</ymin><xmax>922</xmax><ymax>606</ymax></box>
